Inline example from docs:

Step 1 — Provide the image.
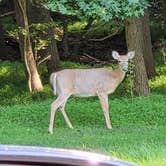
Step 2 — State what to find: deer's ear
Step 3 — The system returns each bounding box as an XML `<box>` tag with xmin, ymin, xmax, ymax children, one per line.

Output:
<box><xmin>127</xmin><ymin>51</ymin><xmax>135</xmax><ymax>59</ymax></box>
<box><xmin>112</xmin><ymin>51</ymin><xmax>120</xmax><ymax>60</ymax></box>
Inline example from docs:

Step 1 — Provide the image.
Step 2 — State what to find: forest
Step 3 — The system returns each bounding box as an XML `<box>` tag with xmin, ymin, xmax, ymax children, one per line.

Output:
<box><xmin>0</xmin><ymin>0</ymin><xmax>166</xmax><ymax>165</ymax></box>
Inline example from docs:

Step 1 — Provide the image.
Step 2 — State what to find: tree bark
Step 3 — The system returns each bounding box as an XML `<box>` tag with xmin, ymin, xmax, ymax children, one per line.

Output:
<box><xmin>0</xmin><ymin>23</ymin><xmax>8</xmax><ymax>59</ymax></box>
<box><xmin>62</xmin><ymin>20</ymin><xmax>69</xmax><ymax>57</ymax></box>
<box><xmin>141</xmin><ymin>9</ymin><xmax>156</xmax><ymax>78</ymax></box>
<box><xmin>14</xmin><ymin>0</ymin><xmax>43</xmax><ymax>92</ymax></box>
<box><xmin>27</xmin><ymin>0</ymin><xmax>60</xmax><ymax>73</ymax></box>
<box><xmin>125</xmin><ymin>17</ymin><xmax>150</xmax><ymax>96</ymax></box>
<box><xmin>163</xmin><ymin>0</ymin><xmax>166</xmax><ymax>37</ymax></box>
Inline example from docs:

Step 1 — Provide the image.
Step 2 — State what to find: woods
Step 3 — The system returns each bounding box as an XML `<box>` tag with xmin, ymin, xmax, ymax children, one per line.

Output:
<box><xmin>14</xmin><ymin>0</ymin><xmax>43</xmax><ymax>91</ymax></box>
<box><xmin>1</xmin><ymin>0</ymin><xmax>154</xmax><ymax>95</ymax></box>
<box><xmin>0</xmin><ymin>1</ymin><xmax>166</xmax><ymax>165</ymax></box>
<box><xmin>1</xmin><ymin>1</ymin><xmax>160</xmax><ymax>96</ymax></box>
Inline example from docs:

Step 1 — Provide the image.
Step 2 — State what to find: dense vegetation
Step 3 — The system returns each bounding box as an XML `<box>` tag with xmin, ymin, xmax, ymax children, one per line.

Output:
<box><xmin>0</xmin><ymin>51</ymin><xmax>166</xmax><ymax>165</ymax></box>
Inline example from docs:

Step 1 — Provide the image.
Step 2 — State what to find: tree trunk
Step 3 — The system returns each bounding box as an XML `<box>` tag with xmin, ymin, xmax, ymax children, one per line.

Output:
<box><xmin>14</xmin><ymin>0</ymin><xmax>43</xmax><ymax>92</ymax></box>
<box><xmin>141</xmin><ymin>9</ymin><xmax>156</xmax><ymax>78</ymax></box>
<box><xmin>84</xmin><ymin>17</ymin><xmax>93</xmax><ymax>30</ymax></box>
<box><xmin>125</xmin><ymin>17</ymin><xmax>150</xmax><ymax>96</ymax></box>
<box><xmin>27</xmin><ymin>0</ymin><xmax>60</xmax><ymax>73</ymax></box>
<box><xmin>163</xmin><ymin>0</ymin><xmax>166</xmax><ymax>37</ymax></box>
<box><xmin>62</xmin><ymin>20</ymin><xmax>69</xmax><ymax>57</ymax></box>
<box><xmin>0</xmin><ymin>23</ymin><xmax>8</xmax><ymax>59</ymax></box>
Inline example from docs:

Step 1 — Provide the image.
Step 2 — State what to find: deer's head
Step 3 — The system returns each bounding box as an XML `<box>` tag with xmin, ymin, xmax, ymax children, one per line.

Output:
<box><xmin>112</xmin><ymin>51</ymin><xmax>135</xmax><ymax>72</ymax></box>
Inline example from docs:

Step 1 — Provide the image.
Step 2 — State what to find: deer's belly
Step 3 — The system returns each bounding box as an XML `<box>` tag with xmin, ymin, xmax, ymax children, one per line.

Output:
<box><xmin>73</xmin><ymin>92</ymin><xmax>96</xmax><ymax>97</ymax></box>
<box><xmin>72</xmin><ymin>83</ymin><xmax>108</xmax><ymax>97</ymax></box>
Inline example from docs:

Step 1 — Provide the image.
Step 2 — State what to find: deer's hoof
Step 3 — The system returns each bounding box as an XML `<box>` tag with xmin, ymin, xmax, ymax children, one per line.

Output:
<box><xmin>48</xmin><ymin>129</ymin><xmax>53</xmax><ymax>134</ymax></box>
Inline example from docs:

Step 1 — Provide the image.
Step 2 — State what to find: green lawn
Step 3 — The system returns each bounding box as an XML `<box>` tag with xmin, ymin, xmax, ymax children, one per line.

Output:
<box><xmin>0</xmin><ymin>59</ymin><xmax>166</xmax><ymax>166</ymax></box>
<box><xmin>0</xmin><ymin>95</ymin><xmax>166</xmax><ymax>165</ymax></box>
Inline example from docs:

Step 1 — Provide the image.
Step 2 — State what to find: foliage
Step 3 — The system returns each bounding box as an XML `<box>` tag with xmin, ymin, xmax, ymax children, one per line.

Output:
<box><xmin>68</xmin><ymin>20</ymin><xmax>124</xmax><ymax>39</ymax></box>
<box><xmin>150</xmin><ymin>21</ymin><xmax>165</xmax><ymax>42</ymax></box>
<box><xmin>44</xmin><ymin>0</ymin><xmax>149</xmax><ymax>21</ymax></box>
<box><xmin>7</xmin><ymin>22</ymin><xmax>61</xmax><ymax>61</ymax></box>
<box><xmin>149</xmin><ymin>50</ymin><xmax>166</xmax><ymax>94</ymax></box>
<box><xmin>0</xmin><ymin>16</ymin><xmax>16</xmax><ymax>32</ymax></box>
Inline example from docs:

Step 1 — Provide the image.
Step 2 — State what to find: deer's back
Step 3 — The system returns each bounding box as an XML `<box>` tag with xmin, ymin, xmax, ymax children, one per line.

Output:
<box><xmin>54</xmin><ymin>68</ymin><xmax>120</xmax><ymax>97</ymax></box>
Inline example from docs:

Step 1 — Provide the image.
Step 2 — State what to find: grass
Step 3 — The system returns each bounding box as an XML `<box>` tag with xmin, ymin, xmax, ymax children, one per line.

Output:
<box><xmin>0</xmin><ymin>53</ymin><xmax>166</xmax><ymax>166</ymax></box>
<box><xmin>0</xmin><ymin>96</ymin><xmax>166</xmax><ymax>165</ymax></box>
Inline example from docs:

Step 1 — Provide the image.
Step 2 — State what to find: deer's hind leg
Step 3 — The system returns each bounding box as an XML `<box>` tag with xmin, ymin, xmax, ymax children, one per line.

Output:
<box><xmin>48</xmin><ymin>93</ymin><xmax>71</xmax><ymax>134</ymax></box>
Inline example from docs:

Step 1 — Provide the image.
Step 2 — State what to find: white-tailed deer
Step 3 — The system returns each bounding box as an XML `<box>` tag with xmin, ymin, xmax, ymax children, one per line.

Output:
<box><xmin>48</xmin><ymin>51</ymin><xmax>135</xmax><ymax>134</ymax></box>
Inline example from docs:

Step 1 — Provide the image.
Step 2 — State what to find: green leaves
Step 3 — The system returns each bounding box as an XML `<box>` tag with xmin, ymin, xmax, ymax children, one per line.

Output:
<box><xmin>44</xmin><ymin>0</ymin><xmax>149</xmax><ymax>21</ymax></box>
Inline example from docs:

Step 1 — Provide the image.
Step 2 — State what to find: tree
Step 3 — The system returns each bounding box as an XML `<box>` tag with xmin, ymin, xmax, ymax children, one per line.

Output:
<box><xmin>45</xmin><ymin>0</ymin><xmax>151</xmax><ymax>96</ymax></box>
<box><xmin>62</xmin><ymin>20</ymin><xmax>69</xmax><ymax>58</ymax></box>
<box><xmin>14</xmin><ymin>0</ymin><xmax>43</xmax><ymax>92</ymax></box>
<box><xmin>141</xmin><ymin>9</ymin><xmax>156</xmax><ymax>78</ymax></box>
<box><xmin>27</xmin><ymin>0</ymin><xmax>60</xmax><ymax>73</ymax></box>
<box><xmin>125</xmin><ymin>18</ymin><xmax>150</xmax><ymax>96</ymax></box>
<box><xmin>0</xmin><ymin>21</ymin><xmax>8</xmax><ymax>60</ymax></box>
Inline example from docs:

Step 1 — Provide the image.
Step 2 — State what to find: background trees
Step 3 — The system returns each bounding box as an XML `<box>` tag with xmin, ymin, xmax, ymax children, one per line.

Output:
<box><xmin>0</xmin><ymin>0</ymin><xmax>165</xmax><ymax>96</ymax></box>
<box><xmin>27</xmin><ymin>0</ymin><xmax>60</xmax><ymax>73</ymax></box>
<box><xmin>163</xmin><ymin>0</ymin><xmax>166</xmax><ymax>37</ymax></box>
<box><xmin>0</xmin><ymin>22</ymin><xmax>8</xmax><ymax>59</ymax></box>
<box><xmin>44</xmin><ymin>0</ymin><xmax>151</xmax><ymax>96</ymax></box>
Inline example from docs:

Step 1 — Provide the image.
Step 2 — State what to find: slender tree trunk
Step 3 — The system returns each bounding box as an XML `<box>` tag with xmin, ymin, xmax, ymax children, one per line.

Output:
<box><xmin>0</xmin><ymin>23</ymin><xmax>8</xmax><ymax>59</ymax></box>
<box><xmin>14</xmin><ymin>0</ymin><xmax>43</xmax><ymax>92</ymax></box>
<box><xmin>125</xmin><ymin>17</ymin><xmax>150</xmax><ymax>96</ymax></box>
<box><xmin>27</xmin><ymin>0</ymin><xmax>60</xmax><ymax>73</ymax></box>
<box><xmin>62</xmin><ymin>20</ymin><xmax>69</xmax><ymax>57</ymax></box>
<box><xmin>141</xmin><ymin>9</ymin><xmax>156</xmax><ymax>78</ymax></box>
<box><xmin>163</xmin><ymin>0</ymin><xmax>166</xmax><ymax>37</ymax></box>
<box><xmin>84</xmin><ymin>17</ymin><xmax>93</xmax><ymax>30</ymax></box>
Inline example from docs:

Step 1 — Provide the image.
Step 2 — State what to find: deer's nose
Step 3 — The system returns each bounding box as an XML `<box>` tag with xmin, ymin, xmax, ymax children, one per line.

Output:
<box><xmin>120</xmin><ymin>62</ymin><xmax>128</xmax><ymax>71</ymax></box>
<box><xmin>122</xmin><ymin>66</ymin><xmax>128</xmax><ymax>71</ymax></box>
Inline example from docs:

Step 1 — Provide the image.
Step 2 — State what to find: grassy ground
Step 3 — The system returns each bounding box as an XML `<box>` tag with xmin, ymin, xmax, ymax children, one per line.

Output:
<box><xmin>0</xmin><ymin>54</ymin><xmax>166</xmax><ymax>166</ymax></box>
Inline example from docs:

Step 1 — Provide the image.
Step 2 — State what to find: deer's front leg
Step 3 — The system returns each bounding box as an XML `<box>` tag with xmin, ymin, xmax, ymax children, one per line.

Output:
<box><xmin>59</xmin><ymin>101</ymin><xmax>73</xmax><ymax>129</ymax></box>
<box><xmin>98</xmin><ymin>93</ymin><xmax>112</xmax><ymax>129</ymax></box>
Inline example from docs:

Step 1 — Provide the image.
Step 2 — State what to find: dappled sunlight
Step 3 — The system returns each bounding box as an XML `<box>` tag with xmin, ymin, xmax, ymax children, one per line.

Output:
<box><xmin>149</xmin><ymin>65</ymin><xmax>166</xmax><ymax>93</ymax></box>
<box><xmin>149</xmin><ymin>75</ymin><xmax>166</xmax><ymax>90</ymax></box>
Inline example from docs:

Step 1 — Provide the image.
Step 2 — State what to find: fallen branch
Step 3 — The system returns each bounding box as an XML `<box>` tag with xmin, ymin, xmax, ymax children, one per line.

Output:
<box><xmin>88</xmin><ymin>29</ymin><xmax>119</xmax><ymax>42</ymax></box>
<box><xmin>82</xmin><ymin>53</ymin><xmax>114</xmax><ymax>66</ymax></box>
<box><xmin>0</xmin><ymin>11</ymin><xmax>15</xmax><ymax>17</ymax></box>
<box><xmin>37</xmin><ymin>55</ymin><xmax>51</xmax><ymax>66</ymax></box>
<box><xmin>83</xmin><ymin>53</ymin><xmax>100</xmax><ymax>62</ymax></box>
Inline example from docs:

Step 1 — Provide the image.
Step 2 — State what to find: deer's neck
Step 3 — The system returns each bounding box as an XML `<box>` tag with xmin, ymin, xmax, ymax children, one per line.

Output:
<box><xmin>114</xmin><ymin>66</ymin><xmax>126</xmax><ymax>82</ymax></box>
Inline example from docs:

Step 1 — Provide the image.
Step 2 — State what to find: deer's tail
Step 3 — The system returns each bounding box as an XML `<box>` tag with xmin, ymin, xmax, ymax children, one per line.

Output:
<box><xmin>50</xmin><ymin>73</ymin><xmax>57</xmax><ymax>95</ymax></box>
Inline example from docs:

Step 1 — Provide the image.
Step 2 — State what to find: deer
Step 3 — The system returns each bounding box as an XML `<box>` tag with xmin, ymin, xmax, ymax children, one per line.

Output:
<box><xmin>48</xmin><ymin>51</ymin><xmax>135</xmax><ymax>134</ymax></box>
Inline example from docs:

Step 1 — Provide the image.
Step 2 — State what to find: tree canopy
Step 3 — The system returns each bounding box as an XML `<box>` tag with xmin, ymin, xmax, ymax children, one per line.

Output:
<box><xmin>44</xmin><ymin>0</ymin><xmax>149</xmax><ymax>21</ymax></box>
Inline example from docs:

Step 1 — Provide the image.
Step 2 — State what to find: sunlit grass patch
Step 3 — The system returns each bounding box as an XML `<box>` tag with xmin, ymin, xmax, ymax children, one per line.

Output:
<box><xmin>149</xmin><ymin>53</ymin><xmax>166</xmax><ymax>93</ymax></box>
